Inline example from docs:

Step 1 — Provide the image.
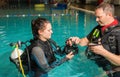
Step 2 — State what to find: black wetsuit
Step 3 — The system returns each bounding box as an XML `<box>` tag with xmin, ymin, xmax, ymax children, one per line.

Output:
<box><xmin>28</xmin><ymin>39</ymin><xmax>68</xmax><ymax>77</ymax></box>
<box><xmin>86</xmin><ymin>20</ymin><xmax>120</xmax><ymax>77</ymax></box>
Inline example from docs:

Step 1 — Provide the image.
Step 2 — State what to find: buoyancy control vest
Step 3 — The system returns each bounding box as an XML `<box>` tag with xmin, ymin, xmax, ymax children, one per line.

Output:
<box><xmin>28</xmin><ymin>39</ymin><xmax>56</xmax><ymax>70</ymax></box>
<box><xmin>85</xmin><ymin>24</ymin><xmax>120</xmax><ymax>71</ymax></box>
<box><xmin>100</xmin><ymin>24</ymin><xmax>120</xmax><ymax>70</ymax></box>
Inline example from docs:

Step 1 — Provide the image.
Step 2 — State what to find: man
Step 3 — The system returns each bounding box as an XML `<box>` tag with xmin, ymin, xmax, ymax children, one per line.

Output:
<box><xmin>67</xmin><ymin>2</ymin><xmax>120</xmax><ymax>77</ymax></box>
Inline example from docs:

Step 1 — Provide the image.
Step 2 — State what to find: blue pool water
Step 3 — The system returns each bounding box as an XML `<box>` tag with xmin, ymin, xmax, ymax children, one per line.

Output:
<box><xmin>0</xmin><ymin>8</ymin><xmax>107</xmax><ymax>77</ymax></box>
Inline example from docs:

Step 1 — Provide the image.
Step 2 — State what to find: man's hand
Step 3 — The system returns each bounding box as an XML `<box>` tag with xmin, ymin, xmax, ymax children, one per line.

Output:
<box><xmin>66</xmin><ymin>37</ymin><xmax>80</xmax><ymax>46</ymax></box>
<box><xmin>89</xmin><ymin>43</ymin><xmax>107</xmax><ymax>55</ymax></box>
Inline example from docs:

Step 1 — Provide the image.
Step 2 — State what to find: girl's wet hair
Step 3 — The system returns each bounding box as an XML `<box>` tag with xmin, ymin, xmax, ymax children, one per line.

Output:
<box><xmin>31</xmin><ymin>17</ymin><xmax>50</xmax><ymax>39</ymax></box>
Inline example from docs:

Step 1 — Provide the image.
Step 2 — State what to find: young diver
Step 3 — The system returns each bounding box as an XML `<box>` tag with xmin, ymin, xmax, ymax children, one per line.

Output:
<box><xmin>66</xmin><ymin>2</ymin><xmax>120</xmax><ymax>77</ymax></box>
<box><xmin>27</xmin><ymin>17</ymin><xmax>74</xmax><ymax>77</ymax></box>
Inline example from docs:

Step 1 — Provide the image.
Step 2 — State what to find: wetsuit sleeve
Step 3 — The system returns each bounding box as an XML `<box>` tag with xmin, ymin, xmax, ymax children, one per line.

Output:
<box><xmin>31</xmin><ymin>46</ymin><xmax>51</xmax><ymax>72</ymax></box>
<box><xmin>86</xmin><ymin>29</ymin><xmax>95</xmax><ymax>41</ymax></box>
<box><xmin>87</xmin><ymin>25</ymin><xmax>101</xmax><ymax>42</ymax></box>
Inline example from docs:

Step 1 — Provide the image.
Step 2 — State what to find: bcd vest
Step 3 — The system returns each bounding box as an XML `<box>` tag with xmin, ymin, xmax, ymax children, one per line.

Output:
<box><xmin>86</xmin><ymin>24</ymin><xmax>120</xmax><ymax>71</ymax></box>
<box><xmin>23</xmin><ymin>39</ymin><xmax>56</xmax><ymax>71</ymax></box>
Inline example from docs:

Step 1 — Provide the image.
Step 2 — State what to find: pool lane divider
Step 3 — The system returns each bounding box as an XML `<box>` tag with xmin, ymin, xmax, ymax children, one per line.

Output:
<box><xmin>0</xmin><ymin>13</ymin><xmax>78</xmax><ymax>18</ymax></box>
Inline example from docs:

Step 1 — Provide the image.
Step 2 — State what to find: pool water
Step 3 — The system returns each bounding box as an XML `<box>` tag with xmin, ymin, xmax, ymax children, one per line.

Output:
<box><xmin>0</xmin><ymin>8</ymin><xmax>107</xmax><ymax>77</ymax></box>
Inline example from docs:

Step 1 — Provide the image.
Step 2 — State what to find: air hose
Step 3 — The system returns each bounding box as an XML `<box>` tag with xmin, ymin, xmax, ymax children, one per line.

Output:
<box><xmin>16</xmin><ymin>44</ymin><xmax>26</xmax><ymax>77</ymax></box>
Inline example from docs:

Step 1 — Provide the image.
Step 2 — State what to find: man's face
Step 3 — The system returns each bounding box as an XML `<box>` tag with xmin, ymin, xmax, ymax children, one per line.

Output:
<box><xmin>95</xmin><ymin>8</ymin><xmax>109</xmax><ymax>26</ymax></box>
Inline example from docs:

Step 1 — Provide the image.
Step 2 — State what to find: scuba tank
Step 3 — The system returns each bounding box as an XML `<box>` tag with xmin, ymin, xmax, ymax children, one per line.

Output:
<box><xmin>9</xmin><ymin>41</ymin><xmax>30</xmax><ymax>77</ymax></box>
<box><xmin>10</xmin><ymin>48</ymin><xmax>24</xmax><ymax>64</ymax></box>
<box><xmin>10</xmin><ymin>41</ymin><xmax>24</xmax><ymax>63</ymax></box>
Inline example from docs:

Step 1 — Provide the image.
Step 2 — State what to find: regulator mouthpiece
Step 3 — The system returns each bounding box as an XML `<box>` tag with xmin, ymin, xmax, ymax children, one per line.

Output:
<box><xmin>9</xmin><ymin>41</ymin><xmax>23</xmax><ymax>48</ymax></box>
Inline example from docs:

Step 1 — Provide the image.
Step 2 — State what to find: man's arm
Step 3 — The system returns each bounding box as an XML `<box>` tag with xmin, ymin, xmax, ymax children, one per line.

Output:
<box><xmin>90</xmin><ymin>45</ymin><xmax>120</xmax><ymax>66</ymax></box>
<box><xmin>68</xmin><ymin>37</ymin><xmax>89</xmax><ymax>46</ymax></box>
<box><xmin>79</xmin><ymin>37</ymin><xmax>89</xmax><ymax>46</ymax></box>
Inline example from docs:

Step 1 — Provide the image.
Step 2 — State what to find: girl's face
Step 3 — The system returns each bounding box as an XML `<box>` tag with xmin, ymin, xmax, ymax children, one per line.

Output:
<box><xmin>38</xmin><ymin>23</ymin><xmax>53</xmax><ymax>41</ymax></box>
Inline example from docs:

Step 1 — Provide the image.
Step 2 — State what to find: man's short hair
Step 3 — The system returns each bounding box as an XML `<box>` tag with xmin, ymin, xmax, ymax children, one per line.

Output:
<box><xmin>96</xmin><ymin>2</ymin><xmax>115</xmax><ymax>16</ymax></box>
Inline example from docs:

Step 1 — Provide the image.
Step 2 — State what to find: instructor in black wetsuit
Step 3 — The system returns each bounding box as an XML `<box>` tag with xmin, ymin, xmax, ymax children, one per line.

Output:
<box><xmin>28</xmin><ymin>17</ymin><xmax>74</xmax><ymax>77</ymax></box>
<box><xmin>66</xmin><ymin>2</ymin><xmax>120</xmax><ymax>77</ymax></box>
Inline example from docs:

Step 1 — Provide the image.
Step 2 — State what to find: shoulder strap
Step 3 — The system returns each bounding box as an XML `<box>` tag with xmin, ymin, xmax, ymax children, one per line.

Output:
<box><xmin>48</xmin><ymin>39</ymin><xmax>60</xmax><ymax>49</ymax></box>
<box><xmin>102</xmin><ymin>24</ymin><xmax>120</xmax><ymax>54</ymax></box>
<box><xmin>48</xmin><ymin>39</ymin><xmax>62</xmax><ymax>54</ymax></box>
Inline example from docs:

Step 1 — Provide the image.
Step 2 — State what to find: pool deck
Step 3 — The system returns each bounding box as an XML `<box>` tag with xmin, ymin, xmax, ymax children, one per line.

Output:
<box><xmin>69</xmin><ymin>3</ymin><xmax>120</xmax><ymax>17</ymax></box>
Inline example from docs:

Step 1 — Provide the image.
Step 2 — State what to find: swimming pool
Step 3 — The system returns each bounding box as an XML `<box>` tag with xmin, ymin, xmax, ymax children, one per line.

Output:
<box><xmin>0</xmin><ymin>7</ymin><xmax>107</xmax><ymax>77</ymax></box>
